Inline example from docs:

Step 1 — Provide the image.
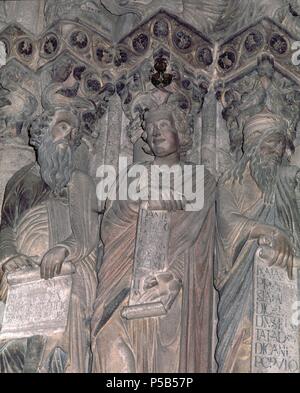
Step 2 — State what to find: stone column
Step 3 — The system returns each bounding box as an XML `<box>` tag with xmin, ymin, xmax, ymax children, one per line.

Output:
<box><xmin>201</xmin><ymin>89</ymin><xmax>217</xmax><ymax>176</ymax></box>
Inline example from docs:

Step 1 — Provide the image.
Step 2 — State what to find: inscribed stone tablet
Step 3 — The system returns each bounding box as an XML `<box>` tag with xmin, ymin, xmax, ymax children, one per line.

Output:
<box><xmin>0</xmin><ymin>269</ymin><xmax>72</xmax><ymax>340</ymax></box>
<box><xmin>251</xmin><ymin>251</ymin><xmax>299</xmax><ymax>373</ymax></box>
<box><xmin>122</xmin><ymin>208</ymin><xmax>170</xmax><ymax>319</ymax></box>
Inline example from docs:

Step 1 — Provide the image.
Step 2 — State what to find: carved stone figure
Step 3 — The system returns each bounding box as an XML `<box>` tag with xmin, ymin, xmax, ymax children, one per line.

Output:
<box><xmin>215</xmin><ymin>111</ymin><xmax>300</xmax><ymax>372</ymax></box>
<box><xmin>91</xmin><ymin>99</ymin><xmax>216</xmax><ymax>372</ymax></box>
<box><xmin>1</xmin><ymin>0</ymin><xmax>300</xmax><ymax>375</ymax></box>
<box><xmin>0</xmin><ymin>107</ymin><xmax>99</xmax><ymax>373</ymax></box>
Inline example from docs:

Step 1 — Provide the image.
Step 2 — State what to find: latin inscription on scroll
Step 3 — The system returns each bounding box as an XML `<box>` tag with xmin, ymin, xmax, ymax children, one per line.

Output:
<box><xmin>251</xmin><ymin>251</ymin><xmax>299</xmax><ymax>373</ymax></box>
<box><xmin>122</xmin><ymin>208</ymin><xmax>170</xmax><ymax>320</ymax></box>
<box><xmin>0</xmin><ymin>269</ymin><xmax>72</xmax><ymax>340</ymax></box>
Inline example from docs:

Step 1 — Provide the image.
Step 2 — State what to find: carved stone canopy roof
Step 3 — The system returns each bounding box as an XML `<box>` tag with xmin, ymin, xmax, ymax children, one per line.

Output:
<box><xmin>2</xmin><ymin>7</ymin><xmax>300</xmax><ymax>150</ymax></box>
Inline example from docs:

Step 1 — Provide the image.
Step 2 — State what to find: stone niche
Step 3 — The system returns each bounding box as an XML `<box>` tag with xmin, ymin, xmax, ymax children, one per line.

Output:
<box><xmin>0</xmin><ymin>0</ymin><xmax>299</xmax><ymax>374</ymax></box>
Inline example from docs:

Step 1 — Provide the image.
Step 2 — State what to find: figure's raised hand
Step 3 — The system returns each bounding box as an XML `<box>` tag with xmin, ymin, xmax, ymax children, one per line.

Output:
<box><xmin>258</xmin><ymin>228</ymin><xmax>294</xmax><ymax>280</ymax></box>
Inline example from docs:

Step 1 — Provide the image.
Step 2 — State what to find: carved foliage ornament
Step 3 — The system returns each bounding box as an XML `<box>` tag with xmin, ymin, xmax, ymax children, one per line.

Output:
<box><xmin>217</xmin><ymin>54</ymin><xmax>300</xmax><ymax>161</ymax></box>
<box><xmin>216</xmin><ymin>18</ymin><xmax>298</xmax><ymax>78</ymax></box>
<box><xmin>41</xmin><ymin>53</ymin><xmax>115</xmax><ymax>142</ymax></box>
<box><xmin>0</xmin><ymin>11</ymin><xmax>214</xmax><ymax>77</ymax></box>
<box><xmin>0</xmin><ymin>60</ymin><xmax>38</xmax><ymax>141</ymax></box>
<box><xmin>0</xmin><ymin>11</ymin><xmax>214</xmax><ymax>148</ymax></box>
<box><xmin>2</xmin><ymin>10</ymin><xmax>300</xmax><ymax>160</ymax></box>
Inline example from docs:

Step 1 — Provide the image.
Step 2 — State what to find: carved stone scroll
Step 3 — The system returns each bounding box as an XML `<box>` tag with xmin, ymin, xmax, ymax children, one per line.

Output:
<box><xmin>251</xmin><ymin>250</ymin><xmax>299</xmax><ymax>373</ymax></box>
<box><xmin>0</xmin><ymin>267</ymin><xmax>73</xmax><ymax>340</ymax></box>
<box><xmin>122</xmin><ymin>208</ymin><xmax>170</xmax><ymax>320</ymax></box>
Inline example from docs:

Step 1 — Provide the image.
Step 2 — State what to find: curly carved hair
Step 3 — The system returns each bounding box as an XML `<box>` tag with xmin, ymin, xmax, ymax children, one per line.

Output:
<box><xmin>128</xmin><ymin>103</ymin><xmax>193</xmax><ymax>160</ymax></box>
<box><xmin>29</xmin><ymin>107</ymin><xmax>82</xmax><ymax>149</ymax></box>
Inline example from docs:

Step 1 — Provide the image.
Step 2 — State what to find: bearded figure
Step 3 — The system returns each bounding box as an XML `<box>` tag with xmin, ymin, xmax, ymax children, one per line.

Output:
<box><xmin>215</xmin><ymin>111</ymin><xmax>300</xmax><ymax>373</ymax></box>
<box><xmin>91</xmin><ymin>101</ymin><xmax>216</xmax><ymax>373</ymax></box>
<box><xmin>0</xmin><ymin>107</ymin><xmax>98</xmax><ymax>373</ymax></box>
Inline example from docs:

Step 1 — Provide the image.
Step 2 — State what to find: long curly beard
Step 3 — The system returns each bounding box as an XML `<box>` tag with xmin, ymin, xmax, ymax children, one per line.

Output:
<box><xmin>250</xmin><ymin>150</ymin><xmax>280</xmax><ymax>202</ymax></box>
<box><xmin>37</xmin><ymin>133</ymin><xmax>74</xmax><ymax>194</ymax></box>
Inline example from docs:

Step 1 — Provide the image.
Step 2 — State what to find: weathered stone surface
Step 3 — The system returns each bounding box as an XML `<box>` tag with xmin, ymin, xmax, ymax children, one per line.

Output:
<box><xmin>215</xmin><ymin>110</ymin><xmax>300</xmax><ymax>373</ymax></box>
<box><xmin>133</xmin><ymin>209</ymin><xmax>170</xmax><ymax>272</ymax></box>
<box><xmin>0</xmin><ymin>1</ymin><xmax>44</xmax><ymax>35</ymax></box>
<box><xmin>122</xmin><ymin>209</ymin><xmax>170</xmax><ymax>319</ymax></box>
<box><xmin>91</xmin><ymin>96</ymin><xmax>216</xmax><ymax>373</ymax></box>
<box><xmin>252</xmin><ymin>251</ymin><xmax>299</xmax><ymax>373</ymax></box>
<box><xmin>0</xmin><ymin>144</ymin><xmax>34</xmax><ymax>221</ymax></box>
<box><xmin>0</xmin><ymin>269</ymin><xmax>72</xmax><ymax>340</ymax></box>
<box><xmin>0</xmin><ymin>41</ymin><xmax>6</xmax><ymax>67</ymax></box>
<box><xmin>1</xmin><ymin>0</ymin><xmax>300</xmax><ymax>374</ymax></box>
<box><xmin>0</xmin><ymin>108</ymin><xmax>99</xmax><ymax>373</ymax></box>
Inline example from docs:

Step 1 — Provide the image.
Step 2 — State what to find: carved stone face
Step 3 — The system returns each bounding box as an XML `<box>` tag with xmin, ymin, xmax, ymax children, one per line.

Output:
<box><xmin>247</xmin><ymin>131</ymin><xmax>287</xmax><ymax>194</ymax></box>
<box><xmin>257</xmin><ymin>132</ymin><xmax>286</xmax><ymax>166</ymax></box>
<box><xmin>29</xmin><ymin>109</ymin><xmax>78</xmax><ymax>148</ymax></box>
<box><xmin>145</xmin><ymin>113</ymin><xmax>179</xmax><ymax>158</ymax></box>
<box><xmin>50</xmin><ymin>111</ymin><xmax>77</xmax><ymax>143</ymax></box>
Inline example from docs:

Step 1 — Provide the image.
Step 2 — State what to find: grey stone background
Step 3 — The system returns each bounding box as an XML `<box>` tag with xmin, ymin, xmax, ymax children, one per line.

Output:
<box><xmin>0</xmin><ymin>0</ymin><xmax>300</xmax><ymax>373</ymax></box>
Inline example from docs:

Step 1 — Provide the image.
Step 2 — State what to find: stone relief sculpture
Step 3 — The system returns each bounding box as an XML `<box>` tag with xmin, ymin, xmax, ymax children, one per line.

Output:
<box><xmin>44</xmin><ymin>0</ymin><xmax>115</xmax><ymax>40</ymax></box>
<box><xmin>0</xmin><ymin>61</ymin><xmax>38</xmax><ymax>219</ymax></box>
<box><xmin>274</xmin><ymin>0</ymin><xmax>300</xmax><ymax>37</ymax></box>
<box><xmin>0</xmin><ymin>107</ymin><xmax>99</xmax><ymax>372</ymax></box>
<box><xmin>0</xmin><ymin>62</ymin><xmax>38</xmax><ymax>145</ymax></box>
<box><xmin>218</xmin><ymin>55</ymin><xmax>300</xmax><ymax>163</ymax></box>
<box><xmin>0</xmin><ymin>1</ymin><xmax>300</xmax><ymax>374</ymax></box>
<box><xmin>215</xmin><ymin>40</ymin><xmax>300</xmax><ymax>372</ymax></box>
<box><xmin>215</xmin><ymin>110</ymin><xmax>300</xmax><ymax>372</ymax></box>
<box><xmin>91</xmin><ymin>94</ymin><xmax>216</xmax><ymax>372</ymax></box>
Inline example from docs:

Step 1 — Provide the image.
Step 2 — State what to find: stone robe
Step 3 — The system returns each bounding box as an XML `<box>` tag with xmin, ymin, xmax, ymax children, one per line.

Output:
<box><xmin>0</xmin><ymin>162</ymin><xmax>98</xmax><ymax>373</ymax></box>
<box><xmin>91</xmin><ymin>163</ymin><xmax>216</xmax><ymax>373</ymax></box>
<box><xmin>215</xmin><ymin>163</ymin><xmax>300</xmax><ymax>372</ymax></box>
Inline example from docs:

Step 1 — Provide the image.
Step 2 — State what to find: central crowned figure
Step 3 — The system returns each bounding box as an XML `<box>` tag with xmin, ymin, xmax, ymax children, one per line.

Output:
<box><xmin>91</xmin><ymin>93</ymin><xmax>216</xmax><ymax>373</ymax></box>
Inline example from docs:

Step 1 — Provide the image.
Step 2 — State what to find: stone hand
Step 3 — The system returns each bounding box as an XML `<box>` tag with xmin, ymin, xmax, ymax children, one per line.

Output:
<box><xmin>258</xmin><ymin>228</ymin><xmax>294</xmax><ymax>280</ymax></box>
<box><xmin>3</xmin><ymin>254</ymin><xmax>38</xmax><ymax>273</ymax></box>
<box><xmin>141</xmin><ymin>271</ymin><xmax>182</xmax><ymax>311</ymax></box>
<box><xmin>40</xmin><ymin>246</ymin><xmax>69</xmax><ymax>280</ymax></box>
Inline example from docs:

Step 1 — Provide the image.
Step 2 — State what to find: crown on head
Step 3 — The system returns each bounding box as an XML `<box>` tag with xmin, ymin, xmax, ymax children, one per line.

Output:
<box><xmin>218</xmin><ymin>55</ymin><xmax>300</xmax><ymax>158</ymax></box>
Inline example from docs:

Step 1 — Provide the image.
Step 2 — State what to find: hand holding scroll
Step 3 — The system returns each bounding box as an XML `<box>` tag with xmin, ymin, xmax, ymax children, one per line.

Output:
<box><xmin>140</xmin><ymin>271</ymin><xmax>182</xmax><ymax>311</ymax></box>
<box><xmin>258</xmin><ymin>228</ymin><xmax>294</xmax><ymax>280</ymax></box>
